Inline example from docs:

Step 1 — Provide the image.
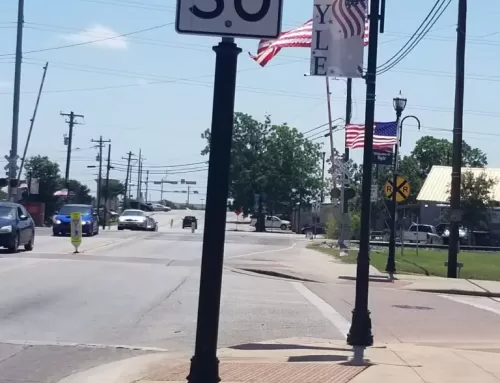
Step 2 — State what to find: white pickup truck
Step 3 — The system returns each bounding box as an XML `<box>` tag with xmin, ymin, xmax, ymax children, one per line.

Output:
<box><xmin>403</xmin><ymin>224</ymin><xmax>442</xmax><ymax>245</ymax></box>
<box><xmin>250</xmin><ymin>215</ymin><xmax>291</xmax><ymax>230</ymax></box>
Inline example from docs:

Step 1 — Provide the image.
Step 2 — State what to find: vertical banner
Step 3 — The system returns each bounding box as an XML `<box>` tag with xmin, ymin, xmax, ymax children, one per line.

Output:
<box><xmin>310</xmin><ymin>0</ymin><xmax>367</xmax><ymax>78</ymax></box>
<box><xmin>70</xmin><ymin>212</ymin><xmax>82</xmax><ymax>253</ymax></box>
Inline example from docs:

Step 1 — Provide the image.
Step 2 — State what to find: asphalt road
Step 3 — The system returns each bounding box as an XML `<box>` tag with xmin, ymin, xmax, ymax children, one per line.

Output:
<box><xmin>1</xmin><ymin>209</ymin><xmax>500</xmax><ymax>382</ymax></box>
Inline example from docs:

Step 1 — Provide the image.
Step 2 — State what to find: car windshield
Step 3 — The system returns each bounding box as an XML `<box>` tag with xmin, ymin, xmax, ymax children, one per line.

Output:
<box><xmin>0</xmin><ymin>206</ymin><xmax>15</xmax><ymax>219</ymax></box>
<box><xmin>59</xmin><ymin>205</ymin><xmax>91</xmax><ymax>215</ymax></box>
<box><xmin>122</xmin><ymin>210</ymin><xmax>145</xmax><ymax>216</ymax></box>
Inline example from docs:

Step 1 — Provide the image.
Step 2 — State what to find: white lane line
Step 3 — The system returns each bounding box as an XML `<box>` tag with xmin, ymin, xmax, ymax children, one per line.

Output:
<box><xmin>1</xmin><ymin>339</ymin><xmax>168</xmax><ymax>352</ymax></box>
<box><xmin>440</xmin><ymin>294</ymin><xmax>500</xmax><ymax>316</ymax></box>
<box><xmin>226</xmin><ymin>242</ymin><xmax>297</xmax><ymax>259</ymax></box>
<box><xmin>291</xmin><ymin>282</ymin><xmax>351</xmax><ymax>338</ymax></box>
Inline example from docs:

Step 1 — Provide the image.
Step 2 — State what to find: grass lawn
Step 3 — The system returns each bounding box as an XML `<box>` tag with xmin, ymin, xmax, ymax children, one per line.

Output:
<box><xmin>308</xmin><ymin>244</ymin><xmax>500</xmax><ymax>281</ymax></box>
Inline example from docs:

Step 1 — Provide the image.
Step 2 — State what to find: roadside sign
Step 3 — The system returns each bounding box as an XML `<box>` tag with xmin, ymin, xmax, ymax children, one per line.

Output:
<box><xmin>384</xmin><ymin>176</ymin><xmax>410</xmax><ymax>202</ymax></box>
<box><xmin>372</xmin><ymin>149</ymin><xmax>393</xmax><ymax>166</ymax></box>
<box><xmin>176</xmin><ymin>0</ymin><xmax>284</xmax><ymax>39</ymax></box>
<box><xmin>70</xmin><ymin>212</ymin><xmax>82</xmax><ymax>253</ymax></box>
<box><xmin>370</xmin><ymin>185</ymin><xmax>378</xmax><ymax>202</ymax></box>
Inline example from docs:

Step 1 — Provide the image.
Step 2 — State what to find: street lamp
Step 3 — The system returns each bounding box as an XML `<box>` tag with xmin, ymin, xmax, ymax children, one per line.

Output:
<box><xmin>386</xmin><ymin>92</ymin><xmax>420</xmax><ymax>280</ymax></box>
<box><xmin>386</xmin><ymin>91</ymin><xmax>406</xmax><ymax>280</ymax></box>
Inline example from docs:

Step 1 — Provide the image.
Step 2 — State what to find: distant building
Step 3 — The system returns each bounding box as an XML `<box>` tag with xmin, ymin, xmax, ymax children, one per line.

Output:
<box><xmin>417</xmin><ymin>165</ymin><xmax>500</xmax><ymax>232</ymax></box>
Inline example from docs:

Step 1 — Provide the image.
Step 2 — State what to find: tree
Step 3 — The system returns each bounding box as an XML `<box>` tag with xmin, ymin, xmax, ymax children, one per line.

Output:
<box><xmin>411</xmin><ymin>136</ymin><xmax>487</xmax><ymax>176</ymax></box>
<box><xmin>0</xmin><ymin>188</ymin><xmax>6</xmax><ymax>201</ymax></box>
<box><xmin>201</xmin><ymin>113</ymin><xmax>324</xmax><ymax>231</ymax></box>
<box><xmin>453</xmin><ymin>171</ymin><xmax>497</xmax><ymax>234</ymax></box>
<box><xmin>65</xmin><ymin>179</ymin><xmax>92</xmax><ymax>204</ymax></box>
<box><xmin>100</xmin><ymin>180</ymin><xmax>125</xmax><ymax>201</ymax></box>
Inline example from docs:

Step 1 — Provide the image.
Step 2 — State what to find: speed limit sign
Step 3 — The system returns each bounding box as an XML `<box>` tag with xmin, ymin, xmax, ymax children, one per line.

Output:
<box><xmin>176</xmin><ymin>0</ymin><xmax>284</xmax><ymax>39</ymax></box>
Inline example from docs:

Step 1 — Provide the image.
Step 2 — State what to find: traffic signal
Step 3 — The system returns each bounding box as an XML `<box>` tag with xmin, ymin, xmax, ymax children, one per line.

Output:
<box><xmin>345</xmin><ymin>187</ymin><xmax>355</xmax><ymax>200</ymax></box>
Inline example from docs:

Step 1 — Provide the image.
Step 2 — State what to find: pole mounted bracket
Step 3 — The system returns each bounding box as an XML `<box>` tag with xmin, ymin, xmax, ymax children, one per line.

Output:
<box><xmin>399</xmin><ymin>115</ymin><xmax>420</xmax><ymax>147</ymax></box>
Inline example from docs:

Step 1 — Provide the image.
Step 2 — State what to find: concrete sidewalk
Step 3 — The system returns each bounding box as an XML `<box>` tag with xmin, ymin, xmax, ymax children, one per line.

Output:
<box><xmin>58</xmin><ymin>337</ymin><xmax>500</xmax><ymax>382</ymax></box>
<box><xmin>237</xmin><ymin>243</ymin><xmax>500</xmax><ymax>298</ymax></box>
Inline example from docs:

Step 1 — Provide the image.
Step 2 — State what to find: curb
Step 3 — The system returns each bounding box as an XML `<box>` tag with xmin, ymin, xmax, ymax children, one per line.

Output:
<box><xmin>57</xmin><ymin>352</ymin><xmax>181</xmax><ymax>383</ymax></box>
<box><xmin>409</xmin><ymin>288</ymin><xmax>500</xmax><ymax>298</ymax></box>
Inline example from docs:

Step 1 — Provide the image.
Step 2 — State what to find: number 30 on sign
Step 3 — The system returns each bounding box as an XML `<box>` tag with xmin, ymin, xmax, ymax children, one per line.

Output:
<box><xmin>176</xmin><ymin>0</ymin><xmax>284</xmax><ymax>39</ymax></box>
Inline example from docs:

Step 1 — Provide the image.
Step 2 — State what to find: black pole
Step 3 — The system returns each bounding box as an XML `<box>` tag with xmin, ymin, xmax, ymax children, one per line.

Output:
<box><xmin>386</xmin><ymin>109</ymin><xmax>402</xmax><ymax>277</ymax></box>
<box><xmin>97</xmin><ymin>138</ymin><xmax>103</xmax><ymax>210</ymax></box>
<box><xmin>448</xmin><ymin>0</ymin><xmax>467</xmax><ymax>278</ymax></box>
<box><xmin>187</xmin><ymin>37</ymin><xmax>241</xmax><ymax>383</ymax></box>
<box><xmin>346</xmin><ymin>0</ymin><xmax>379</xmax><ymax>352</ymax></box>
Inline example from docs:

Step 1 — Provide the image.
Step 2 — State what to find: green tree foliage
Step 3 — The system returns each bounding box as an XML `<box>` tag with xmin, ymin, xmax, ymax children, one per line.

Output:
<box><xmin>24</xmin><ymin>156</ymin><xmax>92</xmax><ymax>216</ymax></box>
<box><xmin>201</xmin><ymin>113</ymin><xmax>324</xmax><ymax>216</ymax></box>
<box><xmin>411</xmin><ymin>136</ymin><xmax>487</xmax><ymax>176</ymax></box>
<box><xmin>0</xmin><ymin>188</ymin><xmax>6</xmax><ymax>200</ymax></box>
<box><xmin>455</xmin><ymin>171</ymin><xmax>497</xmax><ymax>232</ymax></box>
<box><xmin>100</xmin><ymin>180</ymin><xmax>125</xmax><ymax>201</ymax></box>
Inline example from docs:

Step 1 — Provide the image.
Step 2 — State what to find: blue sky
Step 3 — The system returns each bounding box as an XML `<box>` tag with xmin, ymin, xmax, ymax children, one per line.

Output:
<box><xmin>1</xmin><ymin>0</ymin><xmax>499</xmax><ymax>203</ymax></box>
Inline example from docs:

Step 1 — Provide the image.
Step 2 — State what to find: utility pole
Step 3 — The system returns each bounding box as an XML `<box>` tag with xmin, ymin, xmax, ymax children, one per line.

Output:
<box><xmin>122</xmin><ymin>151</ymin><xmax>134</xmax><ymax>209</ymax></box>
<box><xmin>339</xmin><ymin>78</ymin><xmax>353</xmax><ymax>248</ymax></box>
<box><xmin>61</xmin><ymin>111</ymin><xmax>84</xmax><ymax>188</ymax></box>
<box><xmin>325</xmin><ymin>78</ymin><xmax>335</xmax><ymax>164</ymax></box>
<box><xmin>103</xmin><ymin>144</ymin><xmax>114</xmax><ymax>229</ymax></box>
<box><xmin>320</xmin><ymin>151</ymin><xmax>326</xmax><ymax>202</ymax></box>
<box><xmin>136</xmin><ymin>149</ymin><xmax>142</xmax><ymax>202</ymax></box>
<box><xmin>18</xmin><ymin>62</ymin><xmax>49</xmax><ymax>181</ymax></box>
<box><xmin>91</xmin><ymin>136</ymin><xmax>111</xmax><ymax>210</ymax></box>
<box><xmin>187</xmin><ymin>185</ymin><xmax>191</xmax><ymax>206</ymax></box>
<box><xmin>448</xmin><ymin>0</ymin><xmax>467</xmax><ymax>278</ymax></box>
<box><xmin>7</xmin><ymin>0</ymin><xmax>25</xmax><ymax>201</ymax></box>
<box><xmin>145</xmin><ymin>170</ymin><xmax>150</xmax><ymax>203</ymax></box>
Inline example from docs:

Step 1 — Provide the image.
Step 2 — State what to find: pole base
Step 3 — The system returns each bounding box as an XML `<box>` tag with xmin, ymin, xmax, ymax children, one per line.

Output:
<box><xmin>347</xmin><ymin>309</ymin><xmax>373</xmax><ymax>347</ymax></box>
<box><xmin>349</xmin><ymin>346</ymin><xmax>367</xmax><ymax>366</ymax></box>
<box><xmin>187</xmin><ymin>355</ymin><xmax>220</xmax><ymax>383</ymax></box>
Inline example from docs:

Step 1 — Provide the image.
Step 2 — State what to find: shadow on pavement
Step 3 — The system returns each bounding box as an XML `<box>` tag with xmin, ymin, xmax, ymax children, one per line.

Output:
<box><xmin>230</xmin><ymin>343</ymin><xmax>351</xmax><ymax>352</ymax></box>
<box><xmin>288</xmin><ymin>355</ymin><xmax>350</xmax><ymax>362</ymax></box>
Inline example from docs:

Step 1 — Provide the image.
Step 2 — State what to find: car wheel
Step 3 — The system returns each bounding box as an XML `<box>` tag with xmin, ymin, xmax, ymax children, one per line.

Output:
<box><xmin>52</xmin><ymin>230</ymin><xmax>59</xmax><ymax>236</ymax></box>
<box><xmin>94</xmin><ymin>226</ymin><xmax>99</xmax><ymax>236</ymax></box>
<box><xmin>8</xmin><ymin>234</ymin><xmax>19</xmax><ymax>253</ymax></box>
<box><xmin>24</xmin><ymin>233</ymin><xmax>34</xmax><ymax>251</ymax></box>
<box><xmin>118</xmin><ymin>227</ymin><xmax>124</xmax><ymax>231</ymax></box>
<box><xmin>280</xmin><ymin>224</ymin><xmax>287</xmax><ymax>230</ymax></box>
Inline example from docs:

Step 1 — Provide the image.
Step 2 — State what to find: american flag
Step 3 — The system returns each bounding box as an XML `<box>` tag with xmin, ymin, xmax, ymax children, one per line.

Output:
<box><xmin>345</xmin><ymin>122</ymin><xmax>398</xmax><ymax>149</ymax></box>
<box><xmin>250</xmin><ymin>19</ymin><xmax>369</xmax><ymax>67</ymax></box>
<box><xmin>333</xmin><ymin>0</ymin><xmax>368</xmax><ymax>39</ymax></box>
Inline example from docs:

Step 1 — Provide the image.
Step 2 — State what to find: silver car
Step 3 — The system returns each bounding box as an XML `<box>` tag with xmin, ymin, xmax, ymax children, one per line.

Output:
<box><xmin>118</xmin><ymin>209</ymin><xmax>158</xmax><ymax>231</ymax></box>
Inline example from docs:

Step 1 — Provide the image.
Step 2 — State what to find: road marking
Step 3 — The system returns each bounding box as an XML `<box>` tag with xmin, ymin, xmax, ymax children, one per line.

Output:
<box><xmin>1</xmin><ymin>339</ymin><xmax>168</xmax><ymax>352</ymax></box>
<box><xmin>440</xmin><ymin>294</ymin><xmax>500</xmax><ymax>316</ymax></box>
<box><xmin>291</xmin><ymin>282</ymin><xmax>350</xmax><ymax>338</ymax></box>
<box><xmin>226</xmin><ymin>242</ymin><xmax>297</xmax><ymax>259</ymax></box>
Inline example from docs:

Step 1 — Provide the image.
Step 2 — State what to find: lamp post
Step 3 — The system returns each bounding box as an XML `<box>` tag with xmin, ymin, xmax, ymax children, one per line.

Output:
<box><xmin>386</xmin><ymin>91</ymin><xmax>407</xmax><ymax>280</ymax></box>
<box><xmin>386</xmin><ymin>93</ymin><xmax>421</xmax><ymax>280</ymax></box>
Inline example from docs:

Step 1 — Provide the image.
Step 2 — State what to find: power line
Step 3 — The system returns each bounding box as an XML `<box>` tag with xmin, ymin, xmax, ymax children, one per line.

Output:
<box><xmin>0</xmin><ymin>23</ymin><xmax>173</xmax><ymax>57</ymax></box>
<box><xmin>377</xmin><ymin>0</ymin><xmax>453</xmax><ymax>74</ymax></box>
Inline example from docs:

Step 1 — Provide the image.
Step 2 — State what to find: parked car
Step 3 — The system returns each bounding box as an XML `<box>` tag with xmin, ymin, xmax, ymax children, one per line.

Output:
<box><xmin>118</xmin><ymin>209</ymin><xmax>157</xmax><ymax>231</ymax></box>
<box><xmin>182</xmin><ymin>216</ymin><xmax>198</xmax><ymax>229</ymax></box>
<box><xmin>436</xmin><ymin>223</ymin><xmax>468</xmax><ymax>245</ymax></box>
<box><xmin>0</xmin><ymin>201</ymin><xmax>35</xmax><ymax>252</ymax></box>
<box><xmin>53</xmin><ymin>204</ymin><xmax>99</xmax><ymax>236</ymax></box>
<box><xmin>402</xmin><ymin>224</ymin><xmax>442</xmax><ymax>244</ymax></box>
<box><xmin>151</xmin><ymin>203</ymin><xmax>171</xmax><ymax>212</ymax></box>
<box><xmin>300</xmin><ymin>223</ymin><xmax>326</xmax><ymax>235</ymax></box>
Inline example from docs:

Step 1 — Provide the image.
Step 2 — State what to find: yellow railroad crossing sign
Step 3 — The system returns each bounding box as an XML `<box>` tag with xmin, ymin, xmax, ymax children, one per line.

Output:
<box><xmin>384</xmin><ymin>176</ymin><xmax>410</xmax><ymax>202</ymax></box>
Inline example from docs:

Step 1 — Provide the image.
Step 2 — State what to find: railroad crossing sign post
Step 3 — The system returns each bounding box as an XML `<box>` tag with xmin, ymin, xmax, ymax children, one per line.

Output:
<box><xmin>176</xmin><ymin>2</ymin><xmax>284</xmax><ymax>382</ymax></box>
<box><xmin>384</xmin><ymin>176</ymin><xmax>410</xmax><ymax>202</ymax></box>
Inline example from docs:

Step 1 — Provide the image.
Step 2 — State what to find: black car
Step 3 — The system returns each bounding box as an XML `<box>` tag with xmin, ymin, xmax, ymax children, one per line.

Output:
<box><xmin>0</xmin><ymin>201</ymin><xmax>35</xmax><ymax>252</ymax></box>
<box><xmin>182</xmin><ymin>216</ymin><xmax>198</xmax><ymax>229</ymax></box>
<box><xmin>300</xmin><ymin>223</ymin><xmax>326</xmax><ymax>235</ymax></box>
